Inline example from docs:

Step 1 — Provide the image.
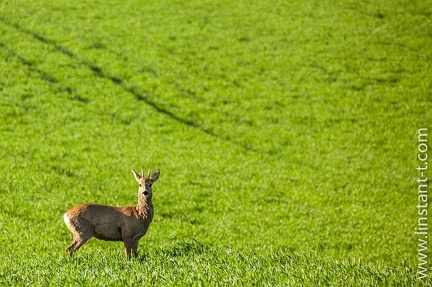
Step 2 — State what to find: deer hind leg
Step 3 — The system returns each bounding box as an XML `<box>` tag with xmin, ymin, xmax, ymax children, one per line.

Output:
<box><xmin>66</xmin><ymin>234</ymin><xmax>93</xmax><ymax>256</ymax></box>
<box><xmin>64</xmin><ymin>215</ymin><xmax>94</xmax><ymax>256</ymax></box>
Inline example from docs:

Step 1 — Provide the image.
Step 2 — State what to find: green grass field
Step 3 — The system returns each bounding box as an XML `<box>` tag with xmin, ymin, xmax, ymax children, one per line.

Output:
<box><xmin>0</xmin><ymin>0</ymin><xmax>431</xmax><ymax>285</ymax></box>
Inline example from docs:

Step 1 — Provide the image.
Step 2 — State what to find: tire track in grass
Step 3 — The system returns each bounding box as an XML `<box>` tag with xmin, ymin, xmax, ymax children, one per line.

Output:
<box><xmin>0</xmin><ymin>17</ymin><xmax>257</xmax><ymax>153</ymax></box>
<box><xmin>0</xmin><ymin>43</ymin><xmax>57</xmax><ymax>84</ymax></box>
<box><xmin>0</xmin><ymin>42</ymin><xmax>76</xmax><ymax>97</ymax></box>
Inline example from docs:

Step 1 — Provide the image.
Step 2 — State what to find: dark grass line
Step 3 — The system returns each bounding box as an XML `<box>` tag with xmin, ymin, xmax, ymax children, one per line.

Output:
<box><xmin>0</xmin><ymin>42</ymin><xmax>58</xmax><ymax>83</ymax></box>
<box><xmin>0</xmin><ymin>17</ymin><xmax>256</xmax><ymax>152</ymax></box>
<box><xmin>0</xmin><ymin>42</ymin><xmax>74</xmax><ymax>95</ymax></box>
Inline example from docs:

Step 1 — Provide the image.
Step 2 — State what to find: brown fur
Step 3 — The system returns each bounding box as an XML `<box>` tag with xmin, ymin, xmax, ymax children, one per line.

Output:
<box><xmin>63</xmin><ymin>169</ymin><xmax>160</xmax><ymax>259</ymax></box>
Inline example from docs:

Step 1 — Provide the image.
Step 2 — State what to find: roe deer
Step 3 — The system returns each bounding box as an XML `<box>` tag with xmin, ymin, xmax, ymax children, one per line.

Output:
<box><xmin>63</xmin><ymin>168</ymin><xmax>160</xmax><ymax>259</ymax></box>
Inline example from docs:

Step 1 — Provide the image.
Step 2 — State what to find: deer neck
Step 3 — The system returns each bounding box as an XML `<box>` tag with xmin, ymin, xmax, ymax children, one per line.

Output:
<box><xmin>136</xmin><ymin>197</ymin><xmax>153</xmax><ymax>218</ymax></box>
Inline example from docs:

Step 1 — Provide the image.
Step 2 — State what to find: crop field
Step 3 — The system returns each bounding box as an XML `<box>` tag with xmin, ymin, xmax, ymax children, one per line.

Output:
<box><xmin>0</xmin><ymin>0</ymin><xmax>431</xmax><ymax>285</ymax></box>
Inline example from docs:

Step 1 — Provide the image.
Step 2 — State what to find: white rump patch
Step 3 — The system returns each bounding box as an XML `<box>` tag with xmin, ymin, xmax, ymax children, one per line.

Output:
<box><xmin>63</xmin><ymin>213</ymin><xmax>70</xmax><ymax>225</ymax></box>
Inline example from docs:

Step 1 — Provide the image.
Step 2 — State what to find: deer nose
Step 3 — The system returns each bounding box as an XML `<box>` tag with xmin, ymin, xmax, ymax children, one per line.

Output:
<box><xmin>143</xmin><ymin>191</ymin><xmax>149</xmax><ymax>197</ymax></box>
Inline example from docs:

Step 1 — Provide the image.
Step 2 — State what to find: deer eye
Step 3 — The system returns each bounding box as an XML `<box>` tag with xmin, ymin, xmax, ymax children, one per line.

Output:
<box><xmin>139</xmin><ymin>184</ymin><xmax>142</xmax><ymax>187</ymax></box>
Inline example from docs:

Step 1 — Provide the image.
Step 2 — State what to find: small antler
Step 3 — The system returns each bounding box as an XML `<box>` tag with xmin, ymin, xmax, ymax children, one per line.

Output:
<box><xmin>147</xmin><ymin>167</ymin><xmax>151</xmax><ymax>177</ymax></box>
<box><xmin>141</xmin><ymin>169</ymin><xmax>144</xmax><ymax>177</ymax></box>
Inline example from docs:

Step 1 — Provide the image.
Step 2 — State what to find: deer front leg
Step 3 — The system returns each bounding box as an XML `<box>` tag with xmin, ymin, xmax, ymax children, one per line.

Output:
<box><xmin>131</xmin><ymin>239</ymin><xmax>139</xmax><ymax>257</ymax></box>
<box><xmin>124</xmin><ymin>238</ymin><xmax>139</xmax><ymax>260</ymax></box>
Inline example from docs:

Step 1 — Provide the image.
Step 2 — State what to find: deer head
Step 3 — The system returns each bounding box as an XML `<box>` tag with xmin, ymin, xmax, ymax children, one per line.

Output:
<box><xmin>132</xmin><ymin>168</ymin><xmax>160</xmax><ymax>200</ymax></box>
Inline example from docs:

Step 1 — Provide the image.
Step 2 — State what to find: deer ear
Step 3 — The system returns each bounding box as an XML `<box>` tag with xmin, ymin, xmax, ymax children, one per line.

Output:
<box><xmin>151</xmin><ymin>169</ymin><xmax>160</xmax><ymax>182</ymax></box>
<box><xmin>132</xmin><ymin>169</ymin><xmax>142</xmax><ymax>182</ymax></box>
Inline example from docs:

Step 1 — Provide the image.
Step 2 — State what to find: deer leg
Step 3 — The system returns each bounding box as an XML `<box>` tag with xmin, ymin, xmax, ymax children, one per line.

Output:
<box><xmin>66</xmin><ymin>233</ymin><xmax>93</xmax><ymax>256</ymax></box>
<box><xmin>64</xmin><ymin>219</ymin><xmax>94</xmax><ymax>257</ymax></box>
<box><xmin>131</xmin><ymin>239</ymin><xmax>139</xmax><ymax>257</ymax></box>
<box><xmin>124</xmin><ymin>238</ymin><xmax>140</xmax><ymax>259</ymax></box>
<box><xmin>66</xmin><ymin>239</ymin><xmax>79</xmax><ymax>256</ymax></box>
<box><xmin>124</xmin><ymin>239</ymin><xmax>133</xmax><ymax>260</ymax></box>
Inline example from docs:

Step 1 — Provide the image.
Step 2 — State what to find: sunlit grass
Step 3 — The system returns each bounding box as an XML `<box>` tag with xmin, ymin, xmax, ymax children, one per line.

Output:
<box><xmin>0</xmin><ymin>241</ymin><xmax>427</xmax><ymax>286</ymax></box>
